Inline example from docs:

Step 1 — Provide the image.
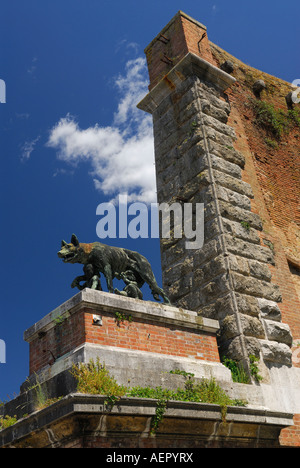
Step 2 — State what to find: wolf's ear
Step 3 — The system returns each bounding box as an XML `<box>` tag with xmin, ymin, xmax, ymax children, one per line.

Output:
<box><xmin>71</xmin><ymin>234</ymin><xmax>79</xmax><ymax>246</ymax></box>
<box><xmin>61</xmin><ymin>240</ymin><xmax>67</xmax><ymax>247</ymax></box>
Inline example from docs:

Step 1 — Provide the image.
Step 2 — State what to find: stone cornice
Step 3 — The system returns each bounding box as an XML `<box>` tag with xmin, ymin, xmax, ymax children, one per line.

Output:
<box><xmin>24</xmin><ymin>289</ymin><xmax>219</xmax><ymax>343</ymax></box>
<box><xmin>0</xmin><ymin>392</ymin><xmax>294</xmax><ymax>448</ymax></box>
<box><xmin>137</xmin><ymin>52</ymin><xmax>236</xmax><ymax>114</ymax></box>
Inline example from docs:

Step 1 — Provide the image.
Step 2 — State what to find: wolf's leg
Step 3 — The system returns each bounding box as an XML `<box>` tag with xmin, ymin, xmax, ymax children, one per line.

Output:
<box><xmin>134</xmin><ymin>267</ymin><xmax>170</xmax><ymax>304</ymax></box>
<box><xmin>151</xmin><ymin>287</ymin><xmax>171</xmax><ymax>304</ymax></box>
<box><xmin>103</xmin><ymin>264</ymin><xmax>114</xmax><ymax>293</ymax></box>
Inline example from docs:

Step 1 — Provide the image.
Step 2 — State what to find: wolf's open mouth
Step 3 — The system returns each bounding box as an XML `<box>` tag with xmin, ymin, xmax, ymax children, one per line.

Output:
<box><xmin>58</xmin><ymin>251</ymin><xmax>76</xmax><ymax>262</ymax></box>
<box><xmin>63</xmin><ymin>253</ymin><xmax>75</xmax><ymax>262</ymax></box>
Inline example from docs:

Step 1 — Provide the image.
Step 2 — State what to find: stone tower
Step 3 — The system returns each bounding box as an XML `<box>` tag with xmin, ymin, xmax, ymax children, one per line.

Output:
<box><xmin>138</xmin><ymin>11</ymin><xmax>294</xmax><ymax>379</ymax></box>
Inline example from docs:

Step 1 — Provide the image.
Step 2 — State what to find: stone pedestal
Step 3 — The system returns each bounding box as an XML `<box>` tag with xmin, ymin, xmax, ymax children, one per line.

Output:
<box><xmin>23</xmin><ymin>289</ymin><xmax>226</xmax><ymax>388</ymax></box>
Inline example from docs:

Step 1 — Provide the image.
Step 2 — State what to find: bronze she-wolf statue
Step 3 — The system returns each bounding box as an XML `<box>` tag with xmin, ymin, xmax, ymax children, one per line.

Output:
<box><xmin>58</xmin><ymin>234</ymin><xmax>170</xmax><ymax>304</ymax></box>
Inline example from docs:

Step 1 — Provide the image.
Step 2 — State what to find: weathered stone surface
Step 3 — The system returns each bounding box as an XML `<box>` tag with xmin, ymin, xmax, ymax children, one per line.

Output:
<box><xmin>193</xmin><ymin>254</ymin><xmax>227</xmax><ymax>287</ymax></box>
<box><xmin>257</xmin><ymin>298</ymin><xmax>282</xmax><ymax>322</ymax></box>
<box><xmin>161</xmin><ymin>237</ymin><xmax>188</xmax><ymax>266</ymax></box>
<box><xmin>240</xmin><ymin>314</ymin><xmax>265</xmax><ymax>339</ymax></box>
<box><xmin>248</xmin><ymin>259</ymin><xmax>272</xmax><ymax>282</ymax></box>
<box><xmin>193</xmin><ymin>238</ymin><xmax>223</xmax><ymax>268</ymax></box>
<box><xmin>210</xmin><ymin>153</ymin><xmax>242</xmax><ymax>178</ymax></box>
<box><xmin>204</xmin><ymin>139</ymin><xmax>245</xmax><ymax>168</ymax></box>
<box><xmin>157</xmin><ymin>174</ymin><xmax>183</xmax><ymax>203</ymax></box>
<box><xmin>220</xmin><ymin>315</ymin><xmax>239</xmax><ymax>340</ymax></box>
<box><xmin>164</xmin><ymin>256</ymin><xmax>194</xmax><ymax>287</ymax></box>
<box><xmin>235</xmin><ymin>293</ymin><xmax>260</xmax><ymax>317</ymax></box>
<box><xmin>219</xmin><ymin>256</ymin><xmax>271</xmax><ymax>284</ymax></box>
<box><xmin>179</xmin><ymin>152</ymin><xmax>209</xmax><ymax>186</ymax></box>
<box><xmin>197</xmin><ymin>293</ymin><xmax>235</xmax><ymax>320</ymax></box>
<box><xmin>231</xmin><ymin>272</ymin><xmax>282</xmax><ymax>302</ymax></box>
<box><xmin>155</xmin><ymin>146</ymin><xmax>181</xmax><ymax>174</ymax></box>
<box><xmin>228</xmin><ymin>254</ymin><xmax>249</xmax><ymax>276</ymax></box>
<box><xmin>260</xmin><ymin>340</ymin><xmax>292</xmax><ymax>365</ymax></box>
<box><xmin>195</xmin><ymin>190</ymin><xmax>252</xmax><ymax>221</ymax></box>
<box><xmin>215</xmin><ymin>185</ymin><xmax>251</xmax><ymax>210</ymax></box>
<box><xmin>217</xmin><ymin>201</ymin><xmax>262</xmax><ymax>230</ymax></box>
<box><xmin>202</xmin><ymin>113</ymin><xmax>236</xmax><ymax>139</ymax></box>
<box><xmin>175</xmin><ymin>292</ymin><xmax>201</xmax><ymax>312</ymax></box>
<box><xmin>213</xmin><ymin>169</ymin><xmax>254</xmax><ymax>197</ymax></box>
<box><xmin>196</xmin><ymin>273</ymin><xmax>231</xmax><ymax>306</ymax></box>
<box><xmin>263</xmin><ymin>319</ymin><xmax>293</xmax><ymax>346</ymax></box>
<box><xmin>220</xmin><ymin>335</ymin><xmax>261</xmax><ymax>361</ymax></box>
<box><xmin>197</xmin><ymin>81</ymin><xmax>231</xmax><ymax>112</ymax></box>
<box><xmin>203</xmin><ymin>217</ymin><xmax>222</xmax><ymax>241</ymax></box>
<box><xmin>169</xmin><ymin>273</ymin><xmax>193</xmax><ymax>300</ymax></box>
<box><xmin>222</xmin><ymin>218</ymin><xmax>261</xmax><ymax>244</ymax></box>
<box><xmin>221</xmin><ymin>314</ymin><xmax>265</xmax><ymax>341</ymax></box>
<box><xmin>205</xmin><ymin>200</ymin><xmax>260</xmax><ymax>227</ymax></box>
<box><xmin>225</xmin><ymin>236</ymin><xmax>275</xmax><ymax>264</ymax></box>
<box><xmin>200</xmin><ymin>98</ymin><xmax>229</xmax><ymax>123</ymax></box>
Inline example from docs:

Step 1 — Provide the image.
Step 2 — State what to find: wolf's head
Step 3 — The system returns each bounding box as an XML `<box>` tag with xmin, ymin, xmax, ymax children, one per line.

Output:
<box><xmin>58</xmin><ymin>234</ymin><xmax>85</xmax><ymax>264</ymax></box>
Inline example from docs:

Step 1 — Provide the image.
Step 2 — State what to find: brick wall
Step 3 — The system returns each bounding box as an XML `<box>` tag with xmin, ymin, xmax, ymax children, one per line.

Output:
<box><xmin>145</xmin><ymin>11</ymin><xmax>215</xmax><ymax>90</ymax></box>
<box><xmin>29</xmin><ymin>305</ymin><xmax>220</xmax><ymax>375</ymax></box>
<box><xmin>280</xmin><ymin>414</ymin><xmax>300</xmax><ymax>448</ymax></box>
<box><xmin>29</xmin><ymin>310</ymin><xmax>85</xmax><ymax>373</ymax></box>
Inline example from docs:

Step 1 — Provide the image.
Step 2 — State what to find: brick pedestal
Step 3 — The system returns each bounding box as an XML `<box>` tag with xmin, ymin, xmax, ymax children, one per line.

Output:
<box><xmin>24</xmin><ymin>289</ymin><xmax>226</xmax><ymax>385</ymax></box>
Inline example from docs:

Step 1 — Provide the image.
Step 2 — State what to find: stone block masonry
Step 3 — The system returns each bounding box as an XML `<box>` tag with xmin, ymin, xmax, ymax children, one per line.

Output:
<box><xmin>138</xmin><ymin>11</ymin><xmax>294</xmax><ymax>377</ymax></box>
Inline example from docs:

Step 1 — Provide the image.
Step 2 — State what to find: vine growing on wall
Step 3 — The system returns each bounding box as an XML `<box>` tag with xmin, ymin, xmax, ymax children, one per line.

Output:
<box><xmin>250</xmin><ymin>98</ymin><xmax>300</xmax><ymax>141</ymax></box>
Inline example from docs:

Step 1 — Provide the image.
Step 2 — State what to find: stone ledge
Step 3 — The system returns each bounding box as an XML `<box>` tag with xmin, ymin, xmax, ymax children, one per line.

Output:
<box><xmin>22</xmin><ymin>342</ymin><xmax>231</xmax><ymax>392</ymax></box>
<box><xmin>24</xmin><ymin>289</ymin><xmax>220</xmax><ymax>343</ymax></box>
<box><xmin>137</xmin><ymin>52</ymin><xmax>236</xmax><ymax>114</ymax></box>
<box><xmin>0</xmin><ymin>393</ymin><xmax>294</xmax><ymax>448</ymax></box>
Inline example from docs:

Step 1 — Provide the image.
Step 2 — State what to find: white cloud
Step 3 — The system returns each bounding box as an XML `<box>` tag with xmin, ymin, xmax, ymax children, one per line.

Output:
<box><xmin>47</xmin><ymin>57</ymin><xmax>156</xmax><ymax>204</ymax></box>
<box><xmin>21</xmin><ymin>136</ymin><xmax>40</xmax><ymax>161</ymax></box>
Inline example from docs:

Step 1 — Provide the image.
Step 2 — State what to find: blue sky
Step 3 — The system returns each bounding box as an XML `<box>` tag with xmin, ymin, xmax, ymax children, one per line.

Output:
<box><xmin>0</xmin><ymin>0</ymin><xmax>299</xmax><ymax>401</ymax></box>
